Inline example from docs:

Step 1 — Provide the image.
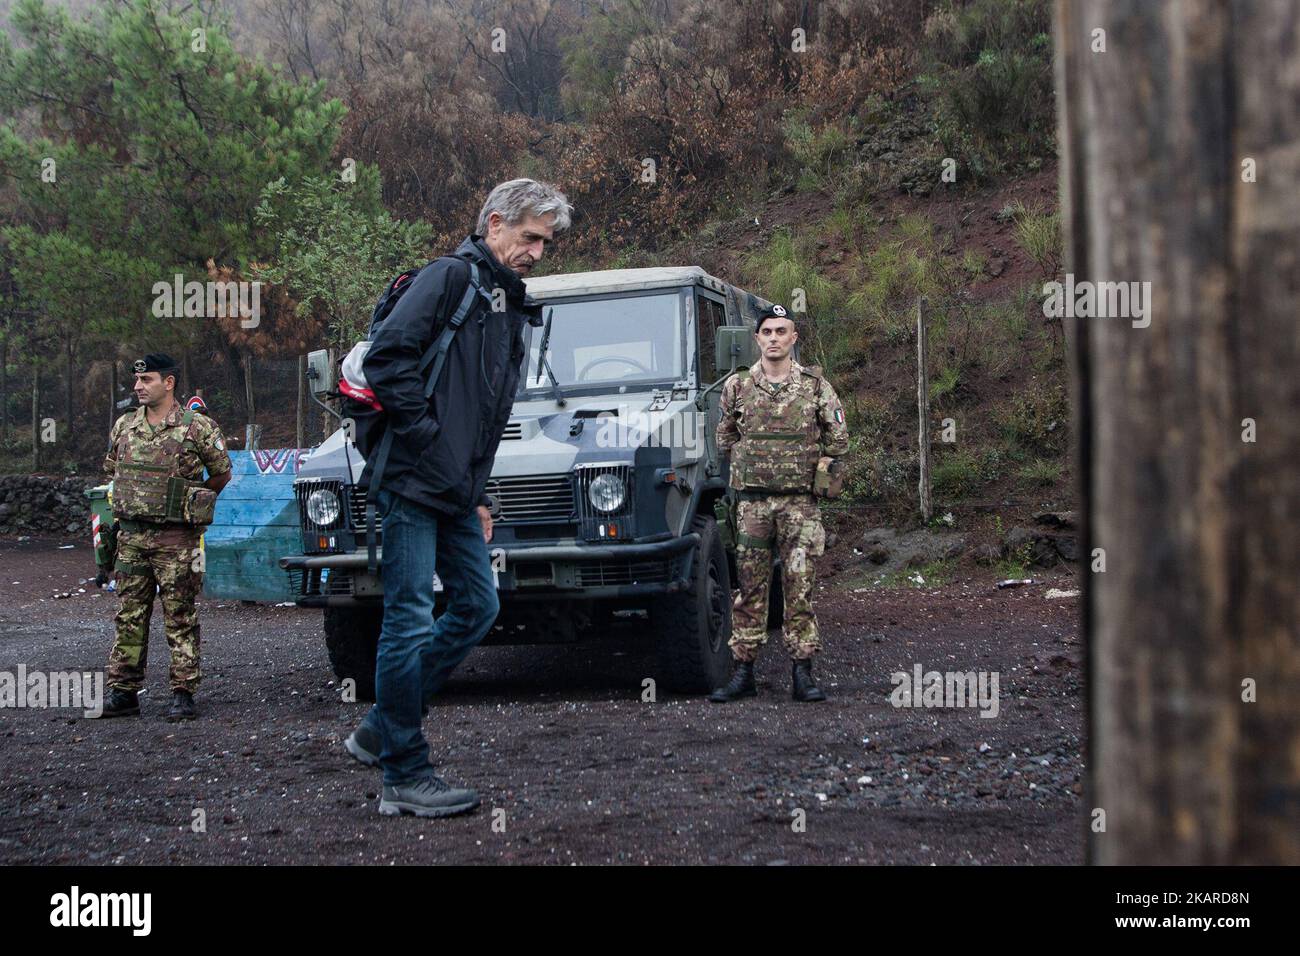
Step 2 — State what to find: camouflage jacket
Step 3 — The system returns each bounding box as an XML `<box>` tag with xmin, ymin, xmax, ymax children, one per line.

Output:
<box><xmin>105</xmin><ymin>402</ymin><xmax>232</xmax><ymax>522</ymax></box>
<box><xmin>106</xmin><ymin>401</ymin><xmax>231</xmax><ymax>480</ymax></box>
<box><xmin>716</xmin><ymin>359</ymin><xmax>850</xmax><ymax>493</ymax></box>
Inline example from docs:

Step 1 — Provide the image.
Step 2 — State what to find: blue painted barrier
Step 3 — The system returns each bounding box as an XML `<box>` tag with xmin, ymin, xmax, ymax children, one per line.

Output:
<box><xmin>203</xmin><ymin>449</ymin><xmax>310</xmax><ymax>602</ymax></box>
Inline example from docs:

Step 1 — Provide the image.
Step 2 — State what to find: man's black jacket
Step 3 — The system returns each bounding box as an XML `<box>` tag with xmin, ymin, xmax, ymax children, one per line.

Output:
<box><xmin>362</xmin><ymin>235</ymin><xmax>543</xmax><ymax>518</ymax></box>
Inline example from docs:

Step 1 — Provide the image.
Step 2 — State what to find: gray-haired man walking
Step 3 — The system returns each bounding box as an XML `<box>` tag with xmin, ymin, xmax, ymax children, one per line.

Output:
<box><xmin>345</xmin><ymin>179</ymin><xmax>572</xmax><ymax>817</ymax></box>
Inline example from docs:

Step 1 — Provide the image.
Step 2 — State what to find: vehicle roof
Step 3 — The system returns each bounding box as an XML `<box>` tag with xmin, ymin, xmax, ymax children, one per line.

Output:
<box><xmin>525</xmin><ymin>266</ymin><xmax>732</xmax><ymax>299</ymax></box>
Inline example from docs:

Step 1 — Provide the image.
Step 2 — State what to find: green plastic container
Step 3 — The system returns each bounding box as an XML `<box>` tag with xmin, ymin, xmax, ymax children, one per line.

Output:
<box><xmin>85</xmin><ymin>484</ymin><xmax>116</xmax><ymax>572</ymax></box>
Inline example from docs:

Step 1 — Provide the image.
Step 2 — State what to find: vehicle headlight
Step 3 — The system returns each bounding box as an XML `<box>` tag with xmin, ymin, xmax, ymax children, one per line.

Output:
<box><xmin>306</xmin><ymin>488</ymin><xmax>341</xmax><ymax>526</ymax></box>
<box><xmin>588</xmin><ymin>473</ymin><xmax>626</xmax><ymax>513</ymax></box>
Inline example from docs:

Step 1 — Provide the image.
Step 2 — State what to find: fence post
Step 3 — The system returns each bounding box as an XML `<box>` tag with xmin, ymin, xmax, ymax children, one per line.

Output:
<box><xmin>296</xmin><ymin>354</ymin><xmax>306</xmax><ymax>449</ymax></box>
<box><xmin>916</xmin><ymin>296</ymin><xmax>932</xmax><ymax>523</ymax></box>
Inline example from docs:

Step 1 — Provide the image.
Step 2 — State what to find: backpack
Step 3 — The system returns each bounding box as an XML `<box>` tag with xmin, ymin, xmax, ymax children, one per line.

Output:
<box><xmin>338</xmin><ymin>256</ymin><xmax>493</xmax><ymax>571</ymax></box>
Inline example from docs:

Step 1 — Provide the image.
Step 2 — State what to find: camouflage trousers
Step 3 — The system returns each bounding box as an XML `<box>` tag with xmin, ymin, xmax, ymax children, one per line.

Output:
<box><xmin>106</xmin><ymin>529</ymin><xmax>203</xmax><ymax>693</ymax></box>
<box><xmin>730</xmin><ymin>493</ymin><xmax>826</xmax><ymax>662</ymax></box>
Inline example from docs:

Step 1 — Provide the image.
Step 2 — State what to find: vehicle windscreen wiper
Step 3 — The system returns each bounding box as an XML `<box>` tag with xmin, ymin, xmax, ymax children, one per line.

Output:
<box><xmin>534</xmin><ymin>306</ymin><xmax>567</xmax><ymax>408</ymax></box>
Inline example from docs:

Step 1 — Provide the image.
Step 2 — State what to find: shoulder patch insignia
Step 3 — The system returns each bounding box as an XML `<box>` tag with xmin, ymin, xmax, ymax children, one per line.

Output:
<box><xmin>834</xmin><ymin>407</ymin><xmax>844</xmax><ymax>424</ymax></box>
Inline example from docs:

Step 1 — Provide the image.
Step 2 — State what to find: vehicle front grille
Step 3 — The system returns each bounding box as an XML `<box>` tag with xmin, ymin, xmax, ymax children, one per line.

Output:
<box><xmin>574</xmin><ymin>558</ymin><xmax>672</xmax><ymax>588</ymax></box>
<box><xmin>486</xmin><ymin>474</ymin><xmax>575</xmax><ymax>523</ymax></box>
<box><xmin>286</xmin><ymin>566</ymin><xmax>358</xmax><ymax>597</ymax></box>
<box><xmin>349</xmin><ymin>485</ymin><xmax>376</xmax><ymax>529</ymax></box>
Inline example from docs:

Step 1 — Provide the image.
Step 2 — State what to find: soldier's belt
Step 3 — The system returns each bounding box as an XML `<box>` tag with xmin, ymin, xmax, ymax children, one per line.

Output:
<box><xmin>735</xmin><ymin>489</ymin><xmax>812</xmax><ymax>500</ymax></box>
<box><xmin>736</xmin><ymin>531</ymin><xmax>772</xmax><ymax>549</ymax></box>
<box><xmin>117</xmin><ymin>518</ymin><xmax>183</xmax><ymax>532</ymax></box>
<box><xmin>744</xmin><ymin>431</ymin><xmax>805</xmax><ymax>440</ymax></box>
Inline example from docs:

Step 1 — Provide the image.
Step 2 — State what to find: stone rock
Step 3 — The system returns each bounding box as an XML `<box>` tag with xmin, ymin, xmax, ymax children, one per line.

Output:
<box><xmin>1034</xmin><ymin>511</ymin><xmax>1077</xmax><ymax>529</ymax></box>
<box><xmin>903</xmin><ymin>549</ymin><xmax>928</xmax><ymax>569</ymax></box>
<box><xmin>1003</xmin><ymin>526</ymin><xmax>1060</xmax><ymax>568</ymax></box>
<box><xmin>1003</xmin><ymin>526</ymin><xmax>1038</xmax><ymax>555</ymax></box>
<box><xmin>1054</xmin><ymin>535</ymin><xmax>1079</xmax><ymax>562</ymax></box>
<box><xmin>861</xmin><ymin>528</ymin><xmax>899</xmax><ymax>548</ymax></box>
<box><xmin>940</xmin><ymin>538</ymin><xmax>966</xmax><ymax>560</ymax></box>
<box><xmin>854</xmin><ymin>529</ymin><xmax>969</xmax><ymax>579</ymax></box>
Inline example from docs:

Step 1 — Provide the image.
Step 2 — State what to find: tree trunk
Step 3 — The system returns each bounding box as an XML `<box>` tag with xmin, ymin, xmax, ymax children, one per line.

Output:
<box><xmin>1057</xmin><ymin>0</ymin><xmax>1300</xmax><ymax>864</ymax></box>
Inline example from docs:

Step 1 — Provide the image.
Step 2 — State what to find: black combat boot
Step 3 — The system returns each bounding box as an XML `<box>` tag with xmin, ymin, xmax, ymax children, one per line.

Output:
<box><xmin>166</xmin><ymin>689</ymin><xmax>197</xmax><ymax>721</ymax></box>
<box><xmin>92</xmin><ymin>687</ymin><xmax>140</xmax><ymax>718</ymax></box>
<box><xmin>791</xmin><ymin>659</ymin><xmax>827</xmax><ymax>702</ymax></box>
<box><xmin>708</xmin><ymin>660</ymin><xmax>757</xmax><ymax>703</ymax></box>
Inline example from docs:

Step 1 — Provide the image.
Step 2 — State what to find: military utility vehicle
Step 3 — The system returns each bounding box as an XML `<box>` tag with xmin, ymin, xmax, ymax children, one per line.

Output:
<box><xmin>280</xmin><ymin>267</ymin><xmax>783</xmax><ymax>696</ymax></box>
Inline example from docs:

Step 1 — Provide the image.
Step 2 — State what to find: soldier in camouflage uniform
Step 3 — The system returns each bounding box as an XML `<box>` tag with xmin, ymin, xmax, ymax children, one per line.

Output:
<box><xmin>710</xmin><ymin>305</ymin><xmax>849</xmax><ymax>702</ymax></box>
<box><xmin>92</xmin><ymin>354</ymin><xmax>232</xmax><ymax>721</ymax></box>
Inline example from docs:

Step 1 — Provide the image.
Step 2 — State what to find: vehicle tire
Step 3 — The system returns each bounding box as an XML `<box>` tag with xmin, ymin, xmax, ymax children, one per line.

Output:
<box><xmin>324</xmin><ymin>605</ymin><xmax>382</xmax><ymax>702</ymax></box>
<box><xmin>766</xmin><ymin>564</ymin><xmax>785</xmax><ymax>633</ymax></box>
<box><xmin>653</xmin><ymin>516</ymin><xmax>733</xmax><ymax>694</ymax></box>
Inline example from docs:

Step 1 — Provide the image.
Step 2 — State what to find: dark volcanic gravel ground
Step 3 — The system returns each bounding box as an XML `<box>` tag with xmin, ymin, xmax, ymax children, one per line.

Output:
<box><xmin>0</xmin><ymin>536</ymin><xmax>1084</xmax><ymax>865</ymax></box>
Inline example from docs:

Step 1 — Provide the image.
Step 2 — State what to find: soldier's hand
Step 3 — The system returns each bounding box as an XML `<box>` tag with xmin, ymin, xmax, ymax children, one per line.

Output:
<box><xmin>476</xmin><ymin>505</ymin><xmax>493</xmax><ymax>544</ymax></box>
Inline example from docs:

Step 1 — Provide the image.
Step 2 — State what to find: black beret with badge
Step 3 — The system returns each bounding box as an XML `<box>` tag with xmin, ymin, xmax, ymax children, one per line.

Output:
<box><xmin>755</xmin><ymin>302</ymin><xmax>793</xmax><ymax>331</ymax></box>
<box><xmin>133</xmin><ymin>353</ymin><xmax>179</xmax><ymax>375</ymax></box>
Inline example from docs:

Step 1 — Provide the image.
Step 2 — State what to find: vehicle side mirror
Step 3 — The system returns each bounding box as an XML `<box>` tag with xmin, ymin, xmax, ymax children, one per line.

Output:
<box><xmin>306</xmin><ymin>349</ymin><xmax>333</xmax><ymax>396</ymax></box>
<box><xmin>715</xmin><ymin>327</ymin><xmax>759</xmax><ymax>374</ymax></box>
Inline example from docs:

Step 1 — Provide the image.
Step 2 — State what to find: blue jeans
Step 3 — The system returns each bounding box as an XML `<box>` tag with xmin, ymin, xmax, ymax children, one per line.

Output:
<box><xmin>362</xmin><ymin>487</ymin><xmax>499</xmax><ymax>785</ymax></box>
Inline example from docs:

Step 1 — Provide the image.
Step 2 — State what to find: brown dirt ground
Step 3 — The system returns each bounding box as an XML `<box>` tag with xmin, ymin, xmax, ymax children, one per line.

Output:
<box><xmin>0</xmin><ymin>532</ymin><xmax>1083</xmax><ymax>865</ymax></box>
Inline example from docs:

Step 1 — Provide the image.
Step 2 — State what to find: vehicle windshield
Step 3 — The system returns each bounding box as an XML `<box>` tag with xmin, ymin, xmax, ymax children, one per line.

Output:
<box><xmin>521</xmin><ymin>290</ymin><xmax>684</xmax><ymax>393</ymax></box>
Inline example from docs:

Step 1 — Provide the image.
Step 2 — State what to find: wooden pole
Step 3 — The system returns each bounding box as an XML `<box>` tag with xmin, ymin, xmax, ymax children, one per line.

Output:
<box><xmin>242</xmin><ymin>353</ymin><xmax>256</xmax><ymax>424</ymax></box>
<box><xmin>916</xmin><ymin>296</ymin><xmax>931</xmax><ymax>523</ymax></box>
<box><xmin>108</xmin><ymin>360</ymin><xmax>117</xmax><ymax>433</ymax></box>
<box><xmin>1057</xmin><ymin>0</ymin><xmax>1300</xmax><ymax>864</ymax></box>
<box><xmin>1</xmin><ymin>335</ymin><xmax>8</xmax><ymax>444</ymax></box>
<box><xmin>30</xmin><ymin>367</ymin><xmax>39</xmax><ymax>472</ymax></box>
<box><xmin>296</xmin><ymin>354</ymin><xmax>306</xmax><ymax>449</ymax></box>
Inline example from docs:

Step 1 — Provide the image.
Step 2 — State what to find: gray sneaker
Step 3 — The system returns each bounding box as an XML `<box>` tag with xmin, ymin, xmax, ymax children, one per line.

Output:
<box><xmin>343</xmin><ymin>724</ymin><xmax>382</xmax><ymax>768</ymax></box>
<box><xmin>379</xmin><ymin>776</ymin><xmax>480</xmax><ymax>818</ymax></box>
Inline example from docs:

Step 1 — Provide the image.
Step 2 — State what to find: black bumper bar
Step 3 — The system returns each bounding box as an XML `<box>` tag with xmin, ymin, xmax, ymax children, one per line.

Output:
<box><xmin>279</xmin><ymin>533</ymin><xmax>700</xmax><ymax>572</ymax></box>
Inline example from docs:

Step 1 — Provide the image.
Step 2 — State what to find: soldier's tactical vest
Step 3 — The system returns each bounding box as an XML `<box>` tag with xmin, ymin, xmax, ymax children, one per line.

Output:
<box><xmin>112</xmin><ymin>408</ymin><xmax>216</xmax><ymax>526</ymax></box>
<box><xmin>730</xmin><ymin>366</ymin><xmax>824</xmax><ymax>493</ymax></box>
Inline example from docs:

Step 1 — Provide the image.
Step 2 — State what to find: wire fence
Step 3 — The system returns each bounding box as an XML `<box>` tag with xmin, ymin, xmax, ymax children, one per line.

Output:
<box><xmin>188</xmin><ymin>355</ymin><xmax>333</xmax><ymax>452</ymax></box>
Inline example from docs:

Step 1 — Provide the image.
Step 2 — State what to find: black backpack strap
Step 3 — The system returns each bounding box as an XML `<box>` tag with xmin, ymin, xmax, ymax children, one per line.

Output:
<box><xmin>365</xmin><ymin>259</ymin><xmax>491</xmax><ymax>573</ymax></box>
